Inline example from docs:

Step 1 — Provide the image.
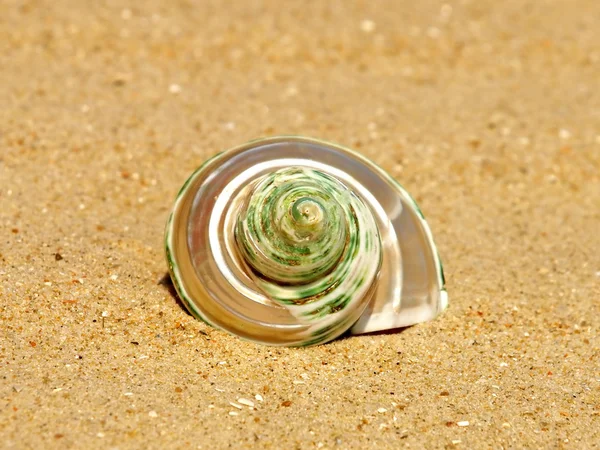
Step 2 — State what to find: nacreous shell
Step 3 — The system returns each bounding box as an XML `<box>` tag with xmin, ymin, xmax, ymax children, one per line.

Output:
<box><xmin>165</xmin><ymin>136</ymin><xmax>447</xmax><ymax>346</ymax></box>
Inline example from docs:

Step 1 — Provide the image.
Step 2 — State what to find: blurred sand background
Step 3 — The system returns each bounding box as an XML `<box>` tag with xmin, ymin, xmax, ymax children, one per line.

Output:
<box><xmin>1</xmin><ymin>0</ymin><xmax>599</xmax><ymax>448</ymax></box>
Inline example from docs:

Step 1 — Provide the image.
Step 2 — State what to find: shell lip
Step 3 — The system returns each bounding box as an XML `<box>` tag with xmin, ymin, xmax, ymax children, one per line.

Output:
<box><xmin>165</xmin><ymin>135</ymin><xmax>447</xmax><ymax>346</ymax></box>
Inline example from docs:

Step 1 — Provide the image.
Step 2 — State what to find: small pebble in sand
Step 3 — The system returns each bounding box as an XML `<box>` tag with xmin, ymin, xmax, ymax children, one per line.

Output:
<box><xmin>452</xmin><ymin>439</ymin><xmax>462</xmax><ymax>445</ymax></box>
<box><xmin>229</xmin><ymin>402</ymin><xmax>243</xmax><ymax>410</ymax></box>
<box><xmin>255</xmin><ymin>394</ymin><xmax>264</xmax><ymax>402</ymax></box>
<box><xmin>377</xmin><ymin>408</ymin><xmax>387</xmax><ymax>413</ymax></box>
<box><xmin>112</xmin><ymin>74</ymin><xmax>129</xmax><ymax>86</ymax></box>
<box><xmin>457</xmin><ymin>421</ymin><xmax>470</xmax><ymax>427</ymax></box>
<box><xmin>237</xmin><ymin>398</ymin><xmax>254</xmax><ymax>408</ymax></box>
<box><xmin>559</xmin><ymin>129</ymin><xmax>571</xmax><ymax>139</ymax></box>
<box><xmin>499</xmin><ymin>362</ymin><xmax>508</xmax><ymax>367</ymax></box>
<box><xmin>148</xmin><ymin>411</ymin><xmax>158</xmax><ymax>418</ymax></box>
<box><xmin>360</xmin><ymin>19</ymin><xmax>376</xmax><ymax>33</ymax></box>
<box><xmin>228</xmin><ymin>411</ymin><xmax>239</xmax><ymax>416</ymax></box>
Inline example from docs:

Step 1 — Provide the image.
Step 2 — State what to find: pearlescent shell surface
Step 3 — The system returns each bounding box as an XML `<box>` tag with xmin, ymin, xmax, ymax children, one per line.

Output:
<box><xmin>165</xmin><ymin>136</ymin><xmax>446</xmax><ymax>346</ymax></box>
<box><xmin>235</xmin><ymin>167</ymin><xmax>382</xmax><ymax>324</ymax></box>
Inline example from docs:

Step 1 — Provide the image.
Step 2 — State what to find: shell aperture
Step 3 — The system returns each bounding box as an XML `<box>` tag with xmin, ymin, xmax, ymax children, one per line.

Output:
<box><xmin>234</xmin><ymin>167</ymin><xmax>382</xmax><ymax>323</ymax></box>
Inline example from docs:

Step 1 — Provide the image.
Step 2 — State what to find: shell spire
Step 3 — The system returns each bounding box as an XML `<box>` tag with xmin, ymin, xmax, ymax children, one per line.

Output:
<box><xmin>234</xmin><ymin>167</ymin><xmax>382</xmax><ymax>335</ymax></box>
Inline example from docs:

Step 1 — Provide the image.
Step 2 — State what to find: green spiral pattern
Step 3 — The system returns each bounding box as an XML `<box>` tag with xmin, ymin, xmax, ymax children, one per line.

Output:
<box><xmin>235</xmin><ymin>167</ymin><xmax>382</xmax><ymax>324</ymax></box>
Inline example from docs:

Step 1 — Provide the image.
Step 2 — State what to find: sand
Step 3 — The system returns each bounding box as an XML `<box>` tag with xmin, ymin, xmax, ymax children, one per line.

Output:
<box><xmin>1</xmin><ymin>0</ymin><xmax>599</xmax><ymax>448</ymax></box>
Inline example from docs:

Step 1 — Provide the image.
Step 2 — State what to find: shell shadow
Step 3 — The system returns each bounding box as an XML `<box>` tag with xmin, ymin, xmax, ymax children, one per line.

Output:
<box><xmin>337</xmin><ymin>325</ymin><xmax>410</xmax><ymax>342</ymax></box>
<box><xmin>158</xmin><ymin>272</ymin><xmax>192</xmax><ymax>317</ymax></box>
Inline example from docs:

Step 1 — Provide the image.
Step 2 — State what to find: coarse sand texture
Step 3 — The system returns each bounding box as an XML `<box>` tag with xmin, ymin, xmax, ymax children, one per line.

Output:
<box><xmin>1</xmin><ymin>1</ymin><xmax>599</xmax><ymax>449</ymax></box>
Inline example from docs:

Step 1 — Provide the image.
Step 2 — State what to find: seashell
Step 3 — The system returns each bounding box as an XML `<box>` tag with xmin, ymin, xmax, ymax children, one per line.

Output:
<box><xmin>165</xmin><ymin>136</ymin><xmax>447</xmax><ymax>346</ymax></box>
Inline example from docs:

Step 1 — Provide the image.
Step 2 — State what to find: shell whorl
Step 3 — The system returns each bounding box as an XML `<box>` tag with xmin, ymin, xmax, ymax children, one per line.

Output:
<box><xmin>234</xmin><ymin>167</ymin><xmax>382</xmax><ymax>323</ymax></box>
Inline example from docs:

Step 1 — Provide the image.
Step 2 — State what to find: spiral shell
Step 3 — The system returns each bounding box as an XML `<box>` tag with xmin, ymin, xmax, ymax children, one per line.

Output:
<box><xmin>236</xmin><ymin>167</ymin><xmax>381</xmax><ymax>322</ymax></box>
<box><xmin>166</xmin><ymin>136</ymin><xmax>447</xmax><ymax>346</ymax></box>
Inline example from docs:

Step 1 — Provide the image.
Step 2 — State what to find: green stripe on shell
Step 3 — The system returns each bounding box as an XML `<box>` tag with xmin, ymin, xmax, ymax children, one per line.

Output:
<box><xmin>235</xmin><ymin>167</ymin><xmax>382</xmax><ymax>324</ymax></box>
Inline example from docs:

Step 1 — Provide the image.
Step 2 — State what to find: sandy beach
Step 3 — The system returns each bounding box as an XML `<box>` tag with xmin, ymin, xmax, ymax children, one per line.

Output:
<box><xmin>1</xmin><ymin>0</ymin><xmax>599</xmax><ymax>448</ymax></box>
